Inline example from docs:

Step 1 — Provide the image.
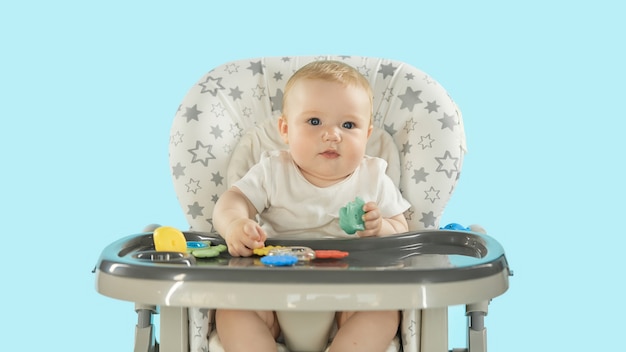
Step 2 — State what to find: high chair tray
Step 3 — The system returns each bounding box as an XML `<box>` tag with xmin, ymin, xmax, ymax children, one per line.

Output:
<box><xmin>95</xmin><ymin>230</ymin><xmax>510</xmax><ymax>310</ymax></box>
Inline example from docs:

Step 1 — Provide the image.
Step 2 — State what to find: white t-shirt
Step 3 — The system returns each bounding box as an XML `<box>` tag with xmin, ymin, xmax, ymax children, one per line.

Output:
<box><xmin>233</xmin><ymin>150</ymin><xmax>410</xmax><ymax>239</ymax></box>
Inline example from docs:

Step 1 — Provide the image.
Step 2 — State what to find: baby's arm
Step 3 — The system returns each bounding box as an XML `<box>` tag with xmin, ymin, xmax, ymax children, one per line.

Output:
<box><xmin>213</xmin><ymin>187</ymin><xmax>266</xmax><ymax>256</ymax></box>
<box><xmin>357</xmin><ymin>201</ymin><xmax>408</xmax><ymax>237</ymax></box>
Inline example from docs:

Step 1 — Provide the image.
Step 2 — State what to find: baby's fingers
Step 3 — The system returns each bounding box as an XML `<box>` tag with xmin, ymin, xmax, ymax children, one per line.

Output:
<box><xmin>362</xmin><ymin>203</ymin><xmax>381</xmax><ymax>224</ymax></box>
<box><xmin>242</xmin><ymin>222</ymin><xmax>266</xmax><ymax>248</ymax></box>
<box><xmin>358</xmin><ymin>202</ymin><xmax>382</xmax><ymax>237</ymax></box>
<box><xmin>362</xmin><ymin>201</ymin><xmax>378</xmax><ymax>212</ymax></box>
<box><xmin>224</xmin><ymin>220</ymin><xmax>265</xmax><ymax>257</ymax></box>
<box><xmin>227</xmin><ymin>241</ymin><xmax>253</xmax><ymax>257</ymax></box>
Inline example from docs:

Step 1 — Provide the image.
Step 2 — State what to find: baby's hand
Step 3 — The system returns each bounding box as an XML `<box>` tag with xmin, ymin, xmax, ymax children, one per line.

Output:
<box><xmin>357</xmin><ymin>201</ymin><xmax>383</xmax><ymax>237</ymax></box>
<box><xmin>224</xmin><ymin>218</ymin><xmax>266</xmax><ymax>257</ymax></box>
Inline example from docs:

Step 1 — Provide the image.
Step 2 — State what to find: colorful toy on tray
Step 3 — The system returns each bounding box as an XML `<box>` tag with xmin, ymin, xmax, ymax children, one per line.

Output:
<box><xmin>339</xmin><ymin>197</ymin><xmax>366</xmax><ymax>234</ymax></box>
<box><xmin>253</xmin><ymin>245</ymin><xmax>349</xmax><ymax>266</ymax></box>
<box><xmin>151</xmin><ymin>226</ymin><xmax>228</xmax><ymax>258</ymax></box>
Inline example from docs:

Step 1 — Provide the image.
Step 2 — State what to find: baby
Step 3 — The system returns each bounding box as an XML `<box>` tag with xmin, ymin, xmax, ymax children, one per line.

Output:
<box><xmin>213</xmin><ymin>60</ymin><xmax>410</xmax><ymax>352</ymax></box>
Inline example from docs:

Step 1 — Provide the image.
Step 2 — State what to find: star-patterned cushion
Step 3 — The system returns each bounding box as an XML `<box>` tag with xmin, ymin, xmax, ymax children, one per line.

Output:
<box><xmin>169</xmin><ymin>55</ymin><xmax>466</xmax><ymax>233</ymax></box>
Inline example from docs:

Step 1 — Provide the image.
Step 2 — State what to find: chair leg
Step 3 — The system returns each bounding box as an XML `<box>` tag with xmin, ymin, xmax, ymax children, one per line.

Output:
<box><xmin>134</xmin><ymin>304</ymin><xmax>158</xmax><ymax>352</ymax></box>
<box><xmin>466</xmin><ymin>301</ymin><xmax>489</xmax><ymax>352</ymax></box>
<box><xmin>160</xmin><ymin>306</ymin><xmax>189</xmax><ymax>352</ymax></box>
<box><xmin>420</xmin><ymin>307</ymin><xmax>448</xmax><ymax>352</ymax></box>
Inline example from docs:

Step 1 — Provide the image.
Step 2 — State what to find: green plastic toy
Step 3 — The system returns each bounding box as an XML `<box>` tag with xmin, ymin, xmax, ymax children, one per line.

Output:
<box><xmin>339</xmin><ymin>197</ymin><xmax>366</xmax><ymax>235</ymax></box>
<box><xmin>190</xmin><ymin>244</ymin><xmax>228</xmax><ymax>258</ymax></box>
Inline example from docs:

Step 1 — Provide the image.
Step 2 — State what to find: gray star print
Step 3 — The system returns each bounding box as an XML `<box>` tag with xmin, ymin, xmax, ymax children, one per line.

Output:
<box><xmin>404</xmin><ymin>118</ymin><xmax>417</xmax><ymax>133</ymax></box>
<box><xmin>435</xmin><ymin>150</ymin><xmax>459</xmax><ymax>178</ymax></box>
<box><xmin>382</xmin><ymin>88</ymin><xmax>394</xmax><ymax>102</ymax></box>
<box><xmin>170</xmin><ymin>131</ymin><xmax>183</xmax><ymax>146</ymax></box>
<box><xmin>224</xmin><ymin>63</ymin><xmax>239</xmax><ymax>74</ymax></box>
<box><xmin>420</xmin><ymin>211</ymin><xmax>436</xmax><ymax>228</ymax></box>
<box><xmin>418</xmin><ymin>134</ymin><xmax>434</xmax><ymax>149</ymax></box>
<box><xmin>210</xmin><ymin>125</ymin><xmax>223</xmax><ymax>139</ymax></box>
<box><xmin>199</xmin><ymin>76</ymin><xmax>225</xmax><ymax>96</ymax></box>
<box><xmin>183</xmin><ymin>104</ymin><xmax>202</xmax><ymax>122</ymax></box>
<box><xmin>193</xmin><ymin>322</ymin><xmax>202</xmax><ymax>337</ymax></box>
<box><xmin>206</xmin><ymin>218</ymin><xmax>214</xmax><ymax>232</ymax></box>
<box><xmin>211</xmin><ymin>172</ymin><xmax>224</xmax><ymax>186</ymax></box>
<box><xmin>229</xmin><ymin>86</ymin><xmax>243</xmax><ymax>101</ymax></box>
<box><xmin>188</xmin><ymin>141</ymin><xmax>216</xmax><ymax>167</ymax></box>
<box><xmin>401</xmin><ymin>141</ymin><xmax>412</xmax><ymax>156</ymax></box>
<box><xmin>172</xmin><ymin>162</ymin><xmax>185</xmax><ymax>179</ymax></box>
<box><xmin>378</xmin><ymin>63</ymin><xmax>397</xmax><ymax>79</ymax></box>
<box><xmin>384</xmin><ymin>123</ymin><xmax>398</xmax><ymax>135</ymax></box>
<box><xmin>408</xmin><ymin>319</ymin><xmax>416</xmax><ymax>336</ymax></box>
<box><xmin>425</xmin><ymin>100</ymin><xmax>440</xmax><ymax>113</ymax></box>
<box><xmin>438</xmin><ymin>113</ymin><xmax>457</xmax><ymax>130</ymax></box>
<box><xmin>270</xmin><ymin>89</ymin><xmax>283</xmax><ymax>112</ymax></box>
<box><xmin>199</xmin><ymin>308</ymin><xmax>210</xmax><ymax>319</ymax></box>
<box><xmin>425</xmin><ymin>186</ymin><xmax>440</xmax><ymax>203</ymax></box>
<box><xmin>210</xmin><ymin>103</ymin><xmax>226</xmax><ymax>118</ymax></box>
<box><xmin>404</xmin><ymin>208</ymin><xmax>414</xmax><ymax>221</ymax></box>
<box><xmin>247</xmin><ymin>61</ymin><xmax>263</xmax><ymax>75</ymax></box>
<box><xmin>357</xmin><ymin>65</ymin><xmax>371</xmax><ymax>77</ymax></box>
<box><xmin>230</xmin><ymin>123</ymin><xmax>243</xmax><ymax>138</ymax></box>
<box><xmin>411</xmin><ymin>167</ymin><xmax>429</xmax><ymax>184</ymax></box>
<box><xmin>398</xmin><ymin>87</ymin><xmax>423</xmax><ymax>112</ymax></box>
<box><xmin>187</xmin><ymin>201</ymin><xmax>204</xmax><ymax>219</ymax></box>
<box><xmin>252</xmin><ymin>84</ymin><xmax>266</xmax><ymax>100</ymax></box>
<box><xmin>186</xmin><ymin>178</ymin><xmax>201</xmax><ymax>194</ymax></box>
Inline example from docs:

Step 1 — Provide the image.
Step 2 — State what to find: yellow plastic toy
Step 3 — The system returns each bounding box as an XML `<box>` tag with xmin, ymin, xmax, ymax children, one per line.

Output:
<box><xmin>153</xmin><ymin>226</ymin><xmax>187</xmax><ymax>252</ymax></box>
<box><xmin>253</xmin><ymin>245</ymin><xmax>284</xmax><ymax>256</ymax></box>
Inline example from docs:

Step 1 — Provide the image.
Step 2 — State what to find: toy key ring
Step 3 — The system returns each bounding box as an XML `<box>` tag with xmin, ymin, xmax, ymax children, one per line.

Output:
<box><xmin>269</xmin><ymin>246</ymin><xmax>316</xmax><ymax>261</ymax></box>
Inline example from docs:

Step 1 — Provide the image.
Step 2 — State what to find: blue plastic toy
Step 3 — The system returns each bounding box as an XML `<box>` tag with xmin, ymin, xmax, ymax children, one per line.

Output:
<box><xmin>440</xmin><ymin>223</ymin><xmax>471</xmax><ymax>231</ymax></box>
<box><xmin>187</xmin><ymin>241</ymin><xmax>209</xmax><ymax>249</ymax></box>
<box><xmin>260</xmin><ymin>255</ymin><xmax>298</xmax><ymax>267</ymax></box>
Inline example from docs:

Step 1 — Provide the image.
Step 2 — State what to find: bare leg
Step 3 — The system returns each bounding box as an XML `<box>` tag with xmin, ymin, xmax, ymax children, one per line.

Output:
<box><xmin>329</xmin><ymin>310</ymin><xmax>400</xmax><ymax>352</ymax></box>
<box><xmin>216</xmin><ymin>309</ymin><xmax>280</xmax><ymax>352</ymax></box>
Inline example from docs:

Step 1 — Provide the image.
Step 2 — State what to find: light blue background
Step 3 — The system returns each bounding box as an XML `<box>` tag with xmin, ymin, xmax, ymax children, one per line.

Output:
<box><xmin>1</xmin><ymin>1</ymin><xmax>624</xmax><ymax>350</ymax></box>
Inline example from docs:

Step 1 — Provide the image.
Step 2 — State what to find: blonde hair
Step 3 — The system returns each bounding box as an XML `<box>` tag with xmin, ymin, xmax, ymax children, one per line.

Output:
<box><xmin>282</xmin><ymin>60</ymin><xmax>373</xmax><ymax>121</ymax></box>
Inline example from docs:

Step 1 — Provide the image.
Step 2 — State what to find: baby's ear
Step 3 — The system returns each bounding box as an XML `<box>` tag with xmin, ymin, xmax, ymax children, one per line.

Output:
<box><xmin>367</xmin><ymin>123</ymin><xmax>373</xmax><ymax>139</ymax></box>
<box><xmin>278</xmin><ymin>116</ymin><xmax>289</xmax><ymax>144</ymax></box>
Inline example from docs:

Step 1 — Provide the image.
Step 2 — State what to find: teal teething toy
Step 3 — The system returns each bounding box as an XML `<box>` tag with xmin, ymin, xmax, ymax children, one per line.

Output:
<box><xmin>339</xmin><ymin>197</ymin><xmax>366</xmax><ymax>235</ymax></box>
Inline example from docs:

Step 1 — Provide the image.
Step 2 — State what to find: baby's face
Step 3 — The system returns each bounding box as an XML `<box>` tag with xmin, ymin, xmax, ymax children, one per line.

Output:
<box><xmin>279</xmin><ymin>78</ymin><xmax>372</xmax><ymax>187</ymax></box>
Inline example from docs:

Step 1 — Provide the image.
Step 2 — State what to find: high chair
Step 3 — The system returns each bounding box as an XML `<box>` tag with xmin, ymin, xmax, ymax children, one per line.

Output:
<box><xmin>95</xmin><ymin>55</ymin><xmax>511</xmax><ymax>352</ymax></box>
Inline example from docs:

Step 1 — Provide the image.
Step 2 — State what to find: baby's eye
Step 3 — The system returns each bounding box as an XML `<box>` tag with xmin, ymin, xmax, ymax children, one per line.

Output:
<box><xmin>308</xmin><ymin>118</ymin><xmax>321</xmax><ymax>126</ymax></box>
<box><xmin>342</xmin><ymin>121</ymin><xmax>355</xmax><ymax>129</ymax></box>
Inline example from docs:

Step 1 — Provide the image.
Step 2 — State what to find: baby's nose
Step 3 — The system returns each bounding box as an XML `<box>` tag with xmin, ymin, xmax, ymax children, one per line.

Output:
<box><xmin>323</xmin><ymin>127</ymin><xmax>341</xmax><ymax>142</ymax></box>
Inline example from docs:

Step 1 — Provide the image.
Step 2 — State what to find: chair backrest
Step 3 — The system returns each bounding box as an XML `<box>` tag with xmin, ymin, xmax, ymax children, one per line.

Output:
<box><xmin>169</xmin><ymin>56</ymin><xmax>466</xmax><ymax>232</ymax></box>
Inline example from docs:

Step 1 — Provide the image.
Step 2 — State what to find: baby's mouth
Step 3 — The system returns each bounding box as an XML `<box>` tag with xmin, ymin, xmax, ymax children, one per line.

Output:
<box><xmin>320</xmin><ymin>149</ymin><xmax>340</xmax><ymax>159</ymax></box>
